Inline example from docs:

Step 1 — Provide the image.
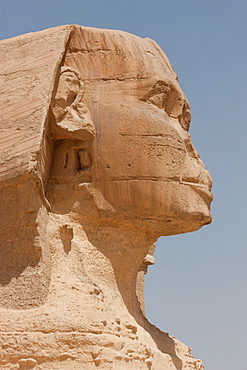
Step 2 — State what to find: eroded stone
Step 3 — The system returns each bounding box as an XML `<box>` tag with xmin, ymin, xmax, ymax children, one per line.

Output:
<box><xmin>0</xmin><ymin>25</ymin><xmax>211</xmax><ymax>369</ymax></box>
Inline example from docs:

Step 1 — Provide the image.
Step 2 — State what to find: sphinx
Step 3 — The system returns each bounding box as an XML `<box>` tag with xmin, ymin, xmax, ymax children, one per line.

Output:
<box><xmin>0</xmin><ymin>25</ymin><xmax>212</xmax><ymax>369</ymax></box>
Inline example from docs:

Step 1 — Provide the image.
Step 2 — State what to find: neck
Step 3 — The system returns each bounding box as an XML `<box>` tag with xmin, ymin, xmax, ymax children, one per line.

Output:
<box><xmin>48</xmin><ymin>213</ymin><xmax>157</xmax><ymax>320</ymax></box>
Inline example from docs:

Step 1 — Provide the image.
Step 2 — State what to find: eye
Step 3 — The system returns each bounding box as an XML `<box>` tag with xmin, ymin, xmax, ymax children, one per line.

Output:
<box><xmin>141</xmin><ymin>81</ymin><xmax>171</xmax><ymax>109</ymax></box>
<box><xmin>141</xmin><ymin>81</ymin><xmax>191</xmax><ymax>131</ymax></box>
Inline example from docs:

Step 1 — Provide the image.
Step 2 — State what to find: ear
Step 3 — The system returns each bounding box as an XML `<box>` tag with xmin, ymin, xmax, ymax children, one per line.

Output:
<box><xmin>46</xmin><ymin>65</ymin><xmax>99</xmax><ymax>212</ymax></box>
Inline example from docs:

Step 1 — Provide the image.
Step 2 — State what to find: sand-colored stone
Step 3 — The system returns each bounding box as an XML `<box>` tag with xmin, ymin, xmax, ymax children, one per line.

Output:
<box><xmin>0</xmin><ymin>25</ymin><xmax>212</xmax><ymax>369</ymax></box>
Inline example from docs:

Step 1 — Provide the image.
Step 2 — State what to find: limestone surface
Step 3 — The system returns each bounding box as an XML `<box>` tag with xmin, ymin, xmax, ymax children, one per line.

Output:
<box><xmin>0</xmin><ymin>25</ymin><xmax>212</xmax><ymax>369</ymax></box>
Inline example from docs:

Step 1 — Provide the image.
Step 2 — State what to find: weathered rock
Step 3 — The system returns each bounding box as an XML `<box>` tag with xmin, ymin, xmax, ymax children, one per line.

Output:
<box><xmin>0</xmin><ymin>25</ymin><xmax>212</xmax><ymax>369</ymax></box>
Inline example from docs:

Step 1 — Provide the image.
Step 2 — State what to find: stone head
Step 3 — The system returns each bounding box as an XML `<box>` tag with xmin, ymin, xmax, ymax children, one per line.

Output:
<box><xmin>0</xmin><ymin>26</ymin><xmax>208</xmax><ymax>368</ymax></box>
<box><xmin>48</xmin><ymin>26</ymin><xmax>212</xmax><ymax>236</ymax></box>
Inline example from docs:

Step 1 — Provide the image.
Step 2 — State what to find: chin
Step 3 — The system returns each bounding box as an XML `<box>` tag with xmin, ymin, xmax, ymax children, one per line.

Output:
<box><xmin>130</xmin><ymin>185</ymin><xmax>213</xmax><ymax>237</ymax></box>
<box><xmin>90</xmin><ymin>178</ymin><xmax>213</xmax><ymax>236</ymax></box>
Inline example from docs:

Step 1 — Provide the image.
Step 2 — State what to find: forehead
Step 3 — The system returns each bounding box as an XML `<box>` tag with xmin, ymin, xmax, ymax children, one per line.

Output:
<box><xmin>66</xmin><ymin>27</ymin><xmax>176</xmax><ymax>82</ymax></box>
<box><xmin>65</xmin><ymin>27</ymin><xmax>185</xmax><ymax>103</ymax></box>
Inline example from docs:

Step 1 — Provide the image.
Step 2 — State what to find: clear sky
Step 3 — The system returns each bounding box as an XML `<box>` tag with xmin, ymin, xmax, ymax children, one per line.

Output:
<box><xmin>1</xmin><ymin>1</ymin><xmax>246</xmax><ymax>369</ymax></box>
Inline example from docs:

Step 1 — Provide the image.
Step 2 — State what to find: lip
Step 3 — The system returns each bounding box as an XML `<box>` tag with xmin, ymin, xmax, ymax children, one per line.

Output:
<box><xmin>180</xmin><ymin>180</ymin><xmax>213</xmax><ymax>205</ymax></box>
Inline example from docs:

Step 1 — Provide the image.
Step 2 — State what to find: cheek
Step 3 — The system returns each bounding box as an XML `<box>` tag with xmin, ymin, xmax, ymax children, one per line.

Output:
<box><xmin>93</xmin><ymin>102</ymin><xmax>187</xmax><ymax>182</ymax></box>
<box><xmin>99</xmin><ymin>135</ymin><xmax>186</xmax><ymax>181</ymax></box>
<box><xmin>90</xmin><ymin>103</ymin><xmax>211</xmax><ymax>229</ymax></box>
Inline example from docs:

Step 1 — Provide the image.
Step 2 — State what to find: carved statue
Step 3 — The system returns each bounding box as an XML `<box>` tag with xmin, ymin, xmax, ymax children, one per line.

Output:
<box><xmin>0</xmin><ymin>25</ymin><xmax>212</xmax><ymax>369</ymax></box>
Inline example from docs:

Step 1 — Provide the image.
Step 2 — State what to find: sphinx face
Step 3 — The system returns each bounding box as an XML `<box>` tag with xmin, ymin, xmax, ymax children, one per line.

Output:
<box><xmin>62</xmin><ymin>28</ymin><xmax>212</xmax><ymax>235</ymax></box>
<box><xmin>86</xmin><ymin>63</ymin><xmax>212</xmax><ymax>235</ymax></box>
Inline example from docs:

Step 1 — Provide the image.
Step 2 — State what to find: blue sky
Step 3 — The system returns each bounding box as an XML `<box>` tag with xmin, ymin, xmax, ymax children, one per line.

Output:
<box><xmin>1</xmin><ymin>1</ymin><xmax>246</xmax><ymax>369</ymax></box>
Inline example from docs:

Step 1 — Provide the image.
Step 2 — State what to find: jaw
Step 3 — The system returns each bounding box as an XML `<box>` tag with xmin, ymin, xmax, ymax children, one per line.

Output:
<box><xmin>90</xmin><ymin>177</ymin><xmax>212</xmax><ymax>236</ymax></box>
